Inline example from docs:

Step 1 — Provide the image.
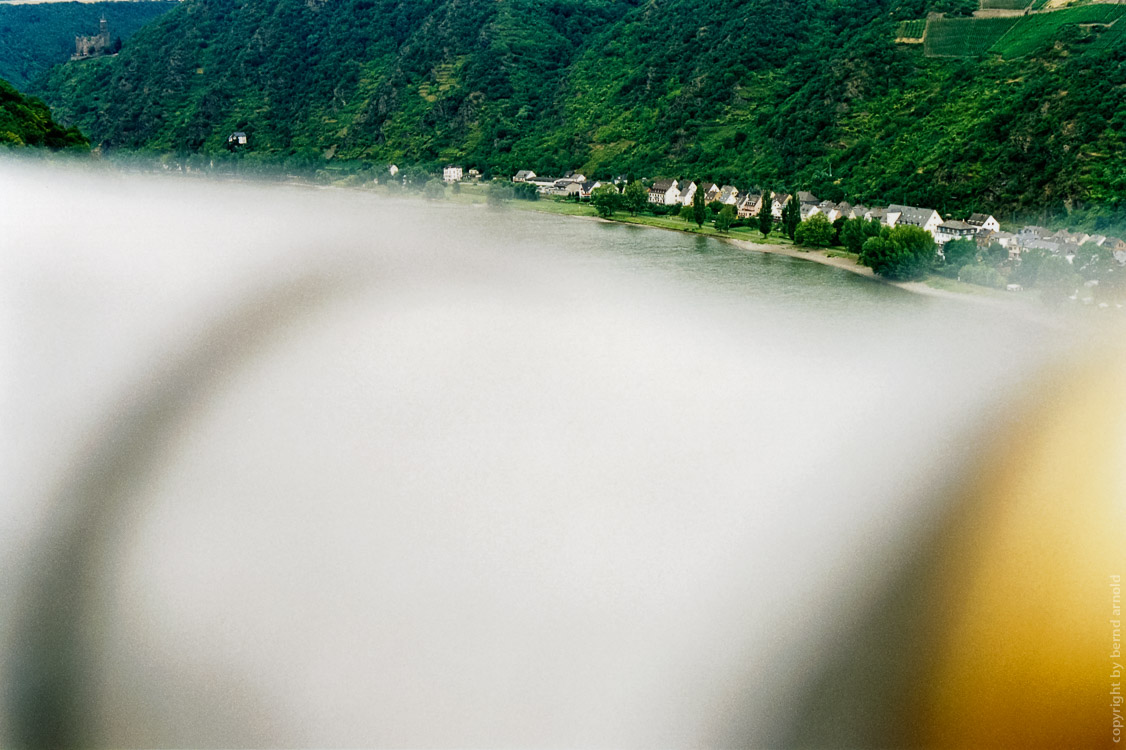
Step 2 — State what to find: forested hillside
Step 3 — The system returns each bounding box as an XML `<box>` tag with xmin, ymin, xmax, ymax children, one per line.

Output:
<box><xmin>0</xmin><ymin>76</ymin><xmax>86</xmax><ymax>148</ymax></box>
<box><xmin>0</xmin><ymin>2</ymin><xmax>177</xmax><ymax>90</ymax></box>
<box><xmin>34</xmin><ymin>0</ymin><xmax>1126</xmax><ymax>229</ymax></box>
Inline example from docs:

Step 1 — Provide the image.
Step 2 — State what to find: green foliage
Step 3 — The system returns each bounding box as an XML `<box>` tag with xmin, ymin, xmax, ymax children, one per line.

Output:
<box><xmin>958</xmin><ymin>262</ymin><xmax>1004</xmax><ymax>288</ymax></box>
<box><xmin>590</xmin><ymin>183</ymin><xmax>620</xmax><ymax>217</ymax></box>
<box><xmin>513</xmin><ymin>181</ymin><xmax>538</xmax><ymax>200</ymax></box>
<box><xmin>678</xmin><ymin>204</ymin><xmax>694</xmax><ymax>222</ymax></box>
<box><xmin>839</xmin><ymin>217</ymin><xmax>883</xmax><ymax>254</ymax></box>
<box><xmin>758</xmin><ymin>189</ymin><xmax>772</xmax><ymax>238</ymax></box>
<box><xmin>487</xmin><ymin>179</ymin><xmax>514</xmax><ymax>205</ymax></box>
<box><xmin>622</xmin><ymin>180</ymin><xmax>647</xmax><ymax>215</ymax></box>
<box><xmin>860</xmin><ymin>225</ymin><xmax>936</xmax><ymax>280</ymax></box>
<box><xmin>783</xmin><ymin>194</ymin><xmax>800</xmax><ymax>241</ymax></box>
<box><xmin>0</xmin><ymin>76</ymin><xmax>87</xmax><ymax>148</ymax></box>
<box><xmin>423</xmin><ymin>178</ymin><xmax>446</xmax><ymax>200</ymax></box>
<box><xmin>0</xmin><ymin>2</ymin><xmax>176</xmax><ymax>90</ymax></box>
<box><xmin>715</xmin><ymin>204</ymin><xmax>735</xmax><ymax>232</ymax></box>
<box><xmin>795</xmin><ymin>213</ymin><xmax>834</xmax><ymax>247</ymax></box>
<box><xmin>942</xmin><ymin>237</ymin><xmax>979</xmax><ymax>271</ymax></box>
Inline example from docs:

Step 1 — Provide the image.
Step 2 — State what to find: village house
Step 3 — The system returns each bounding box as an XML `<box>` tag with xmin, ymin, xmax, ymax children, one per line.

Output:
<box><xmin>513</xmin><ymin>170</ymin><xmax>536</xmax><ymax>182</ymax></box>
<box><xmin>467</xmin><ymin>168</ymin><xmax>481</xmax><ymax>181</ymax></box>
<box><xmin>718</xmin><ymin>185</ymin><xmax>740</xmax><ymax>206</ymax></box>
<box><xmin>886</xmin><ymin>205</ymin><xmax>944</xmax><ymax>236</ymax></box>
<box><xmin>226</xmin><ymin>132</ymin><xmax>248</xmax><ymax>148</ymax></box>
<box><xmin>771</xmin><ymin>194</ymin><xmax>790</xmax><ymax>220</ymax></box>
<box><xmin>1023</xmin><ymin>238</ymin><xmax>1062</xmax><ymax>254</ymax></box>
<box><xmin>678</xmin><ymin>181</ymin><xmax>698</xmax><ymax>206</ymax></box>
<box><xmin>578</xmin><ymin>180</ymin><xmax>614</xmax><ymax>200</ymax></box>
<box><xmin>702</xmin><ymin>184</ymin><xmax>721</xmax><ymax>203</ymax></box>
<box><xmin>442</xmin><ymin>165</ymin><xmax>463</xmax><ymax>183</ymax></box>
<box><xmin>966</xmin><ymin>213</ymin><xmax>1001</xmax><ymax>233</ymax></box>
<box><xmin>737</xmin><ymin>193</ymin><xmax>763</xmax><ymax>219</ymax></box>
<box><xmin>986</xmin><ymin>231</ymin><xmax>1021</xmax><ymax>259</ymax></box>
<box><xmin>552</xmin><ymin>179</ymin><xmax>581</xmax><ymax>196</ymax></box>
<box><xmin>934</xmin><ymin>219</ymin><xmax>978</xmax><ymax>245</ymax></box>
<box><xmin>799</xmin><ymin>203</ymin><xmax>822</xmax><ymax>221</ymax></box>
<box><xmin>648</xmin><ymin>179</ymin><xmax>681</xmax><ymax>205</ymax></box>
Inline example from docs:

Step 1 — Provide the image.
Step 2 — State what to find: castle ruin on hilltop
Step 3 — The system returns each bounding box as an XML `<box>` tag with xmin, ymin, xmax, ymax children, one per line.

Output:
<box><xmin>72</xmin><ymin>18</ymin><xmax>111</xmax><ymax>60</ymax></box>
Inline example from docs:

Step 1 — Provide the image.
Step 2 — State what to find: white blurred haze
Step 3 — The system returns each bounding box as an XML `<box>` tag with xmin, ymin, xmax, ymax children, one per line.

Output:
<box><xmin>0</xmin><ymin>158</ymin><xmax>1091</xmax><ymax>746</ymax></box>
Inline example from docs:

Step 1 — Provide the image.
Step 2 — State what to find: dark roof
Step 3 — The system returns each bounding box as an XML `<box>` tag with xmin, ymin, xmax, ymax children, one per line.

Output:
<box><xmin>650</xmin><ymin>179</ymin><xmax>676</xmax><ymax>192</ymax></box>
<box><xmin>966</xmin><ymin>213</ymin><xmax>994</xmax><ymax>225</ymax></box>
<box><xmin>889</xmin><ymin>204</ymin><xmax>940</xmax><ymax>226</ymax></box>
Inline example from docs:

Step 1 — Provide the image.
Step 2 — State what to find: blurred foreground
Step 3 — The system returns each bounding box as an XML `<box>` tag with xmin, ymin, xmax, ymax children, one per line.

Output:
<box><xmin>0</xmin><ymin>159</ymin><xmax>1121</xmax><ymax>747</ymax></box>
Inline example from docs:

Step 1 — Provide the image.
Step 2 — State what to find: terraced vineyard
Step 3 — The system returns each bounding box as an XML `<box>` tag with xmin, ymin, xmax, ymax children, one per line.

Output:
<box><xmin>980</xmin><ymin>0</ymin><xmax>1030</xmax><ymax>9</ymax></box>
<box><xmin>990</xmin><ymin>4</ymin><xmax>1126</xmax><ymax>57</ymax></box>
<box><xmin>924</xmin><ymin>16</ymin><xmax>1020</xmax><ymax>56</ymax></box>
<box><xmin>896</xmin><ymin>19</ymin><xmax>927</xmax><ymax>39</ymax></box>
<box><xmin>922</xmin><ymin>4</ymin><xmax>1126</xmax><ymax>58</ymax></box>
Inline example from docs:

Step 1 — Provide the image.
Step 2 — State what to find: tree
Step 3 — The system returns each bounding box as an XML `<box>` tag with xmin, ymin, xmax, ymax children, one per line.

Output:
<box><xmin>487</xmin><ymin>179</ymin><xmax>514</xmax><ymax>205</ymax></box>
<box><xmin>715</xmin><ymin>204</ymin><xmax>736</xmax><ymax>232</ymax></box>
<box><xmin>623</xmin><ymin>181</ymin><xmax>648</xmax><ymax>215</ymax></box>
<box><xmin>839</xmin><ymin>218</ymin><xmax>879</xmax><ymax>255</ymax></box>
<box><xmin>758</xmin><ymin>190</ymin><xmax>773</xmax><ymax>239</ymax></box>
<box><xmin>513</xmin><ymin>182</ymin><xmax>538</xmax><ymax>201</ymax></box>
<box><xmin>795</xmin><ymin>213</ymin><xmax>834</xmax><ymax>247</ymax></box>
<box><xmin>831</xmin><ymin>216</ymin><xmax>847</xmax><ymax>246</ymax></box>
<box><xmin>692</xmin><ymin>183</ymin><xmax>706</xmax><ymax>228</ymax></box>
<box><xmin>958</xmin><ymin>263</ymin><xmax>1004</xmax><ymax>288</ymax></box>
<box><xmin>782</xmin><ymin>193</ymin><xmax>800</xmax><ymax>241</ymax></box>
<box><xmin>679</xmin><ymin>204</ymin><xmax>694</xmax><ymax>222</ymax></box>
<box><xmin>590</xmin><ymin>184</ymin><xmax>620</xmax><ymax>217</ymax></box>
<box><xmin>860</xmin><ymin>225</ymin><xmax>936</xmax><ymax>280</ymax></box>
<box><xmin>423</xmin><ymin>178</ymin><xmax>446</xmax><ymax>200</ymax></box>
<box><xmin>941</xmin><ymin>238</ymin><xmax>978</xmax><ymax>273</ymax></box>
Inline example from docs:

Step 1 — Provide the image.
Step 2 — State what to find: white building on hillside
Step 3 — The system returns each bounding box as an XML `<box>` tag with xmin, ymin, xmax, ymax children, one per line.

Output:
<box><xmin>442</xmin><ymin>165</ymin><xmax>463</xmax><ymax>183</ymax></box>
<box><xmin>966</xmin><ymin>213</ymin><xmax>1000</xmax><ymax>233</ymax></box>
<box><xmin>648</xmin><ymin>179</ymin><xmax>681</xmax><ymax>205</ymax></box>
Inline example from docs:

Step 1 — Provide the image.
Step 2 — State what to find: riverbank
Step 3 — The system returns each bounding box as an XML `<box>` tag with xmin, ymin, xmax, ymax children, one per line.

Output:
<box><xmin>500</xmin><ymin>193</ymin><xmax>1063</xmax><ymax>323</ymax></box>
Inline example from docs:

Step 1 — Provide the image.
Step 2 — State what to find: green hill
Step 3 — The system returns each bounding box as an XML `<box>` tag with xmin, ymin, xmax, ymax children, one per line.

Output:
<box><xmin>32</xmin><ymin>0</ymin><xmax>1126</xmax><ymax>229</ymax></box>
<box><xmin>1</xmin><ymin>75</ymin><xmax>87</xmax><ymax>148</ymax></box>
<box><xmin>0</xmin><ymin>1</ymin><xmax>178</xmax><ymax>90</ymax></box>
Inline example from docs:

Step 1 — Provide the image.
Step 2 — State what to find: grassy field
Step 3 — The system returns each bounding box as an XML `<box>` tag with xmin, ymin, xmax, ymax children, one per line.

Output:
<box><xmin>924</xmin><ymin>16</ymin><xmax>1021</xmax><ymax>57</ymax></box>
<box><xmin>990</xmin><ymin>4</ymin><xmax>1126</xmax><ymax>58</ymax></box>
